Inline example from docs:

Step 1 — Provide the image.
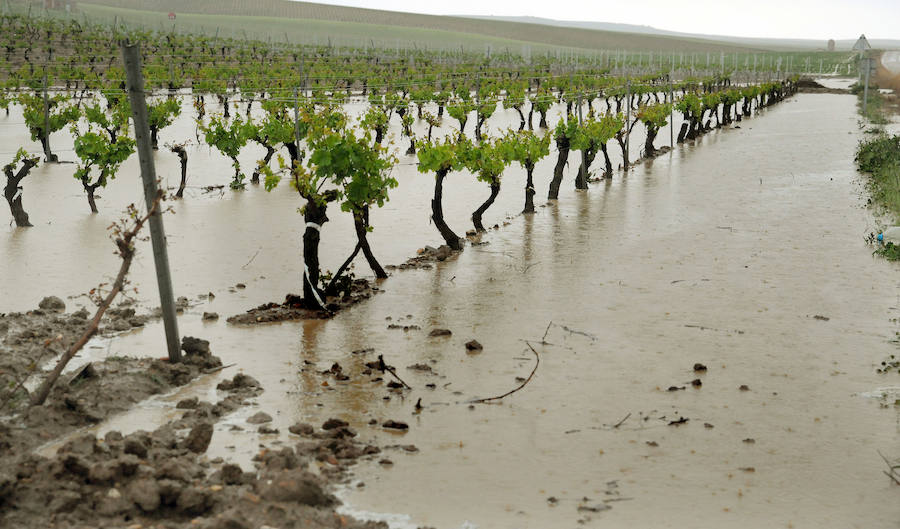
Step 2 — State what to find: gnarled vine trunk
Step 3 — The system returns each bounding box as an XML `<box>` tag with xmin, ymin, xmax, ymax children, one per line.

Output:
<box><xmin>301</xmin><ymin>190</ymin><xmax>338</xmax><ymax>310</ymax></box>
<box><xmin>251</xmin><ymin>145</ymin><xmax>275</xmax><ymax>184</ymax></box>
<box><xmin>523</xmin><ymin>164</ymin><xmax>536</xmax><ymax>213</ymax></box>
<box><xmin>3</xmin><ymin>158</ymin><xmax>38</xmax><ymax>227</ymax></box>
<box><xmin>548</xmin><ymin>135</ymin><xmax>569</xmax><ymax>200</ymax></box>
<box><xmin>645</xmin><ymin>127</ymin><xmax>659</xmax><ymax>157</ymax></box>
<box><xmin>432</xmin><ymin>168</ymin><xmax>463</xmax><ymax>250</ymax></box>
<box><xmin>472</xmin><ymin>181</ymin><xmax>500</xmax><ymax>232</ymax></box>
<box><xmin>172</xmin><ymin>145</ymin><xmax>188</xmax><ymax>198</ymax></box>
<box><xmin>354</xmin><ymin>206</ymin><xmax>387</xmax><ymax>278</ymax></box>
<box><xmin>600</xmin><ymin>142</ymin><xmax>613</xmax><ymax>177</ymax></box>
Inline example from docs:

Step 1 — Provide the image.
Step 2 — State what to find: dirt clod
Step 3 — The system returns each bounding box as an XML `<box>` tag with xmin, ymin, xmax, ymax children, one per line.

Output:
<box><xmin>246</xmin><ymin>412</ymin><xmax>273</xmax><ymax>424</ymax></box>
<box><xmin>184</xmin><ymin>422</ymin><xmax>214</xmax><ymax>453</ymax></box>
<box><xmin>322</xmin><ymin>418</ymin><xmax>349</xmax><ymax>430</ymax></box>
<box><xmin>465</xmin><ymin>340</ymin><xmax>483</xmax><ymax>351</ymax></box>
<box><xmin>38</xmin><ymin>296</ymin><xmax>66</xmax><ymax>312</ymax></box>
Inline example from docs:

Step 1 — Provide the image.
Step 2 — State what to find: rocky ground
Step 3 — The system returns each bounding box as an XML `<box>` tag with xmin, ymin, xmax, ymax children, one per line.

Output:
<box><xmin>0</xmin><ymin>299</ymin><xmax>389</xmax><ymax>529</ymax></box>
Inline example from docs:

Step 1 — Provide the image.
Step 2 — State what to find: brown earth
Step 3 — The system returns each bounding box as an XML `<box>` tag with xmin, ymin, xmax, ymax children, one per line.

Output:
<box><xmin>0</xmin><ymin>302</ymin><xmax>388</xmax><ymax>529</ymax></box>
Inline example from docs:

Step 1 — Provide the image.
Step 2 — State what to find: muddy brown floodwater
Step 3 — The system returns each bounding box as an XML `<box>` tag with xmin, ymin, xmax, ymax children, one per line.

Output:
<box><xmin>3</xmin><ymin>89</ymin><xmax>900</xmax><ymax>528</ymax></box>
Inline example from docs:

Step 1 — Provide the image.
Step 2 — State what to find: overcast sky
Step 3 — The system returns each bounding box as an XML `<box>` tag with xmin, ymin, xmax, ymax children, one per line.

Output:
<box><xmin>309</xmin><ymin>0</ymin><xmax>899</xmax><ymax>40</ymax></box>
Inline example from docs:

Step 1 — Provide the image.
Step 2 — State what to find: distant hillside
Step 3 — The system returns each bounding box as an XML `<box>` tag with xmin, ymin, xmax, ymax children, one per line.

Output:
<box><xmin>75</xmin><ymin>0</ymin><xmax>760</xmax><ymax>53</ymax></box>
<box><xmin>466</xmin><ymin>15</ymin><xmax>900</xmax><ymax>51</ymax></box>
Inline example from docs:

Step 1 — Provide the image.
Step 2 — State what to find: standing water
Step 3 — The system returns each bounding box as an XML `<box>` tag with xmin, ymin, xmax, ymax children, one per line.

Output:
<box><xmin>4</xmin><ymin>92</ymin><xmax>899</xmax><ymax>528</ymax></box>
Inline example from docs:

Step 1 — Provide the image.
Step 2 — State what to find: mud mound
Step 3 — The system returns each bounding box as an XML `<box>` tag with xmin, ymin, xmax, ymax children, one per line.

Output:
<box><xmin>796</xmin><ymin>77</ymin><xmax>850</xmax><ymax>94</ymax></box>
<box><xmin>227</xmin><ymin>280</ymin><xmax>379</xmax><ymax>325</ymax></box>
<box><xmin>0</xmin><ymin>372</ymin><xmax>385</xmax><ymax>529</ymax></box>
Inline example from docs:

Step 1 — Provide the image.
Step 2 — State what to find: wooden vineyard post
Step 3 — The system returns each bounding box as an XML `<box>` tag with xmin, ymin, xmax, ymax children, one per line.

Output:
<box><xmin>624</xmin><ymin>79</ymin><xmax>631</xmax><ymax>171</ymax></box>
<box><xmin>121</xmin><ymin>42</ymin><xmax>182</xmax><ymax>363</ymax></box>
<box><xmin>41</xmin><ymin>74</ymin><xmax>53</xmax><ymax>162</ymax></box>
<box><xmin>669</xmin><ymin>72</ymin><xmax>674</xmax><ymax>149</ymax></box>
<box><xmin>862</xmin><ymin>56</ymin><xmax>872</xmax><ymax>117</ymax></box>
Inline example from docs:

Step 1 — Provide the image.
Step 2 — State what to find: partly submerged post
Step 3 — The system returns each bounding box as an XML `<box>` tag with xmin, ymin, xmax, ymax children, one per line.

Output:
<box><xmin>121</xmin><ymin>42</ymin><xmax>182</xmax><ymax>363</ymax></box>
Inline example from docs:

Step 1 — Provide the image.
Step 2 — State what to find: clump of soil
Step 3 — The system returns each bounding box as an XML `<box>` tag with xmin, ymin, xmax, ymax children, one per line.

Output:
<box><xmin>796</xmin><ymin>77</ymin><xmax>850</xmax><ymax>94</ymax></box>
<box><xmin>0</xmin><ymin>371</ymin><xmax>386</xmax><ymax>529</ymax></box>
<box><xmin>387</xmin><ymin>244</ymin><xmax>461</xmax><ymax>271</ymax></box>
<box><xmin>227</xmin><ymin>280</ymin><xmax>378</xmax><ymax>325</ymax></box>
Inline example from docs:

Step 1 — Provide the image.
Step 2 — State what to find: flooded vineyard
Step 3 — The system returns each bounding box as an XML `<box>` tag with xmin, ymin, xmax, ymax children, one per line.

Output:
<box><xmin>3</xmin><ymin>82</ymin><xmax>899</xmax><ymax>529</ymax></box>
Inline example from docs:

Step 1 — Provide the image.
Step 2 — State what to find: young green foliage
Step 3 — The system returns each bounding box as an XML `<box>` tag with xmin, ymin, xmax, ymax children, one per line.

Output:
<box><xmin>147</xmin><ymin>98</ymin><xmax>182</xmax><ymax>149</ymax></box>
<box><xmin>500</xmin><ymin>128</ymin><xmax>551</xmax><ymax>213</ymax></box>
<box><xmin>72</xmin><ymin>126</ymin><xmax>136</xmax><ymax>213</ymax></box>
<box><xmin>19</xmin><ymin>93</ymin><xmax>80</xmax><ymax>162</ymax></box>
<box><xmin>200</xmin><ymin>114</ymin><xmax>254</xmax><ymax>189</ymax></box>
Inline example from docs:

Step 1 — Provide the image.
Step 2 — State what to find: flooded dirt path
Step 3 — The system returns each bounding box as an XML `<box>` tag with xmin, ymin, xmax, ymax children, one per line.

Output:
<box><xmin>3</xmin><ymin>92</ymin><xmax>899</xmax><ymax>528</ymax></box>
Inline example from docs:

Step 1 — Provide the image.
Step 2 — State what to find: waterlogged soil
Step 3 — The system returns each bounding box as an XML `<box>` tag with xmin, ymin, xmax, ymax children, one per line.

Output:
<box><xmin>2</xmin><ymin>88</ymin><xmax>900</xmax><ymax>528</ymax></box>
<box><xmin>0</xmin><ymin>305</ymin><xmax>388</xmax><ymax>529</ymax></box>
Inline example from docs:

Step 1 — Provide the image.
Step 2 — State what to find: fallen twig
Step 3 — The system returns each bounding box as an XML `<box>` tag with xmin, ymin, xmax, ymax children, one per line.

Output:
<box><xmin>878</xmin><ymin>451</ymin><xmax>900</xmax><ymax>485</ymax></box>
<box><xmin>204</xmin><ymin>363</ymin><xmax>236</xmax><ymax>375</ymax></box>
<box><xmin>0</xmin><ymin>337</ymin><xmax>61</xmax><ymax>410</ymax></box>
<box><xmin>470</xmin><ymin>341</ymin><xmax>540</xmax><ymax>404</ymax></box>
<box><xmin>31</xmin><ymin>197</ymin><xmax>160</xmax><ymax>406</ymax></box>
<box><xmin>241</xmin><ymin>248</ymin><xmax>261</xmax><ymax>270</ymax></box>
<box><xmin>541</xmin><ymin>320</ymin><xmax>553</xmax><ymax>344</ymax></box>
<box><xmin>613</xmin><ymin>412</ymin><xmax>632</xmax><ymax>429</ymax></box>
<box><xmin>378</xmin><ymin>355</ymin><xmax>411</xmax><ymax>389</ymax></box>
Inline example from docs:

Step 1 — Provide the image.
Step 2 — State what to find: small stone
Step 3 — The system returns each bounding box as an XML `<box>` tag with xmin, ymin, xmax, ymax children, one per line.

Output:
<box><xmin>176</xmin><ymin>397</ymin><xmax>199</xmax><ymax>409</ymax></box>
<box><xmin>128</xmin><ymin>478</ymin><xmax>161</xmax><ymax>512</ymax></box>
<box><xmin>236</xmin><ymin>283</ymin><xmax>246</xmax><ymax>289</ymax></box>
<box><xmin>739</xmin><ymin>385</ymin><xmax>750</xmax><ymax>391</ymax></box>
<box><xmin>202</xmin><ymin>312</ymin><xmax>219</xmax><ymax>321</ymax></box>
<box><xmin>221</xmin><ymin>464</ymin><xmax>244</xmax><ymax>485</ymax></box>
<box><xmin>259</xmin><ymin>471</ymin><xmax>333</xmax><ymax>506</ymax></box>
<box><xmin>123</xmin><ymin>438</ymin><xmax>148</xmax><ymax>459</ymax></box>
<box><xmin>465</xmin><ymin>340</ymin><xmax>483</xmax><ymax>352</ymax></box>
<box><xmin>258</xmin><ymin>426</ymin><xmax>279</xmax><ymax>434</ymax></box>
<box><xmin>743</xmin><ymin>438</ymin><xmax>756</xmax><ymax>444</ymax></box>
<box><xmin>62</xmin><ymin>455</ymin><xmax>90</xmax><ymax>478</ymax></box>
<box><xmin>288</xmin><ymin>422</ymin><xmax>314</xmax><ymax>436</ymax></box>
<box><xmin>176</xmin><ymin>486</ymin><xmax>213</xmax><ymax>515</ymax></box>
<box><xmin>382</xmin><ymin>420</ymin><xmax>408</xmax><ymax>430</ymax></box>
<box><xmin>435</xmin><ymin>246</ymin><xmax>451</xmax><ymax>261</ymax></box>
<box><xmin>693</xmin><ymin>363</ymin><xmax>708</xmax><ymax>372</ymax></box>
<box><xmin>181</xmin><ymin>336</ymin><xmax>211</xmax><ymax>356</ymax></box>
<box><xmin>379</xmin><ymin>459</ymin><xmax>393</xmax><ymax>466</ymax></box>
<box><xmin>429</xmin><ymin>328</ymin><xmax>452</xmax><ymax>337</ymax></box>
<box><xmin>38</xmin><ymin>296</ymin><xmax>66</xmax><ymax>312</ymax></box>
<box><xmin>691</xmin><ymin>378</ymin><xmax>702</xmax><ymax>387</ymax></box>
<box><xmin>322</xmin><ymin>418</ymin><xmax>348</xmax><ymax>430</ymax></box>
<box><xmin>246</xmin><ymin>412</ymin><xmax>273</xmax><ymax>425</ymax></box>
<box><xmin>184</xmin><ymin>422</ymin><xmax>214</xmax><ymax>453</ymax></box>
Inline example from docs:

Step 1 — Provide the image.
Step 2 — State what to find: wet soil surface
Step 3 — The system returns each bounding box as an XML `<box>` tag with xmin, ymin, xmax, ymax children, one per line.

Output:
<box><xmin>2</xmin><ymin>370</ymin><xmax>387</xmax><ymax>529</ymax></box>
<box><xmin>0</xmin><ymin>303</ymin><xmax>389</xmax><ymax>529</ymax></box>
<box><xmin>227</xmin><ymin>280</ymin><xmax>380</xmax><ymax>325</ymax></box>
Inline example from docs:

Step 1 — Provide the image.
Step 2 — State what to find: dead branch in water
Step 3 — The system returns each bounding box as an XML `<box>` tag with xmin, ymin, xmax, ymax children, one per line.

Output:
<box><xmin>470</xmin><ymin>341</ymin><xmax>540</xmax><ymax>404</ymax></box>
<box><xmin>378</xmin><ymin>354</ymin><xmax>411</xmax><ymax>389</ymax></box>
<box><xmin>878</xmin><ymin>451</ymin><xmax>900</xmax><ymax>486</ymax></box>
<box><xmin>613</xmin><ymin>412</ymin><xmax>632</xmax><ymax>429</ymax></box>
<box><xmin>31</xmin><ymin>196</ymin><xmax>162</xmax><ymax>406</ymax></box>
